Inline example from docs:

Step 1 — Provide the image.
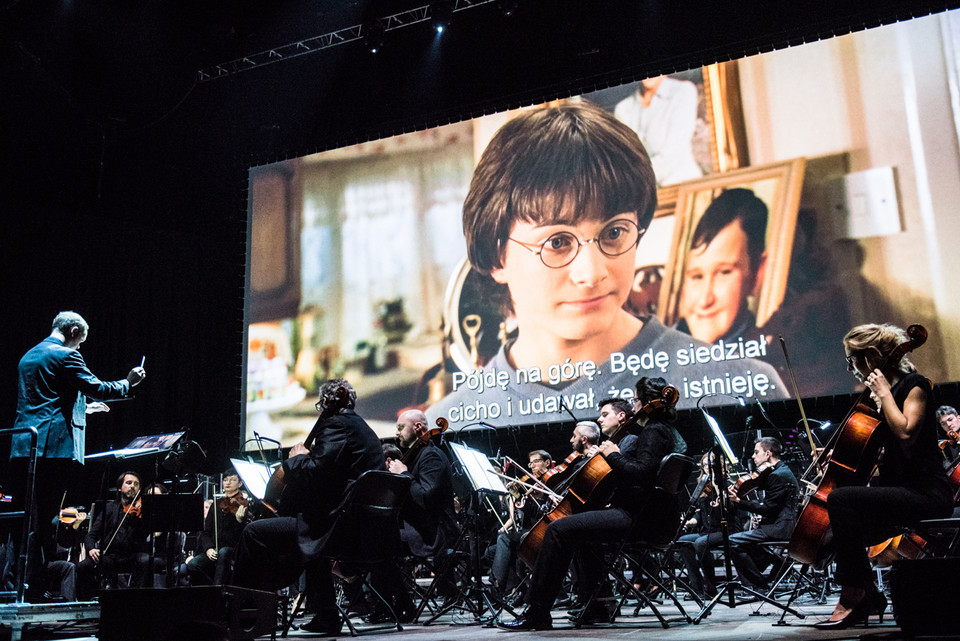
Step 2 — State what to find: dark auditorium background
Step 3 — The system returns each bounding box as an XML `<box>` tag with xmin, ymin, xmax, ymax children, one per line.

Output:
<box><xmin>2</xmin><ymin>0</ymin><xmax>959</xmax><ymax>480</ymax></box>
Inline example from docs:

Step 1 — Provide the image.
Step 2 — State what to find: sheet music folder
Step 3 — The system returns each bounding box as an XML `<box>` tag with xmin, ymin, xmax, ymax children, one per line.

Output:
<box><xmin>86</xmin><ymin>431</ymin><xmax>186</xmax><ymax>460</ymax></box>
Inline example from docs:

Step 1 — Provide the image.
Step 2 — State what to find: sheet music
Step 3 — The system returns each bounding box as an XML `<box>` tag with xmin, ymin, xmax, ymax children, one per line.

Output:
<box><xmin>449</xmin><ymin>442</ymin><xmax>508</xmax><ymax>494</ymax></box>
<box><xmin>231</xmin><ymin>458</ymin><xmax>278</xmax><ymax>500</ymax></box>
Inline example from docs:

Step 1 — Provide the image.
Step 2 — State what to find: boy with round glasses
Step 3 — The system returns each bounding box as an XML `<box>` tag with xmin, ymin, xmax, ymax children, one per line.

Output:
<box><xmin>426</xmin><ymin>103</ymin><xmax>785</xmax><ymax>428</ymax></box>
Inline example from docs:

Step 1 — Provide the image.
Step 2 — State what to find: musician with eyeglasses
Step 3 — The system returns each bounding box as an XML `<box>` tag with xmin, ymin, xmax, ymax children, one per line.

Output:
<box><xmin>424</xmin><ymin>102</ymin><xmax>784</xmax><ymax>432</ymax></box>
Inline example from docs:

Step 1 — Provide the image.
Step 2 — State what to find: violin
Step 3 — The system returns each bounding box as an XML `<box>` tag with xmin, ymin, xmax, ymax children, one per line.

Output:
<box><xmin>58</xmin><ymin>507</ymin><xmax>88</xmax><ymax>524</ymax></box>
<box><xmin>731</xmin><ymin>462</ymin><xmax>773</xmax><ymax>499</ymax></box>
<box><xmin>401</xmin><ymin>417</ymin><xmax>449</xmax><ymax>466</ymax></box>
<box><xmin>218</xmin><ymin>493</ymin><xmax>249</xmax><ymax>515</ymax></box>
<box><xmin>122</xmin><ymin>497</ymin><xmax>142</xmax><ymax>518</ymax></box>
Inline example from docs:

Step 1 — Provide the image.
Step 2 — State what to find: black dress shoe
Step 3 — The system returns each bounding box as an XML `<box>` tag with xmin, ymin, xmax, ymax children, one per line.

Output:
<box><xmin>497</xmin><ymin>612</ymin><xmax>553</xmax><ymax>631</ymax></box>
<box><xmin>300</xmin><ymin>614</ymin><xmax>343</xmax><ymax>636</ymax></box>
<box><xmin>571</xmin><ymin>604</ymin><xmax>613</xmax><ymax>625</ymax></box>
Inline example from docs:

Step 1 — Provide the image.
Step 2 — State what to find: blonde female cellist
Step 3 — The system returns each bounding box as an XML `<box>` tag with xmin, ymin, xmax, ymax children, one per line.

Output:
<box><xmin>816</xmin><ymin>323</ymin><xmax>953</xmax><ymax>629</ymax></box>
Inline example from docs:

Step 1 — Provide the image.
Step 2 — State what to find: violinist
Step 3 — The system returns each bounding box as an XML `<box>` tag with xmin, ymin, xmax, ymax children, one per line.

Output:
<box><xmin>936</xmin><ymin>405</ymin><xmax>960</xmax><ymax>463</ymax></box>
<box><xmin>490</xmin><ymin>449</ymin><xmax>561</xmax><ymax>601</ymax></box>
<box><xmin>186</xmin><ymin>469</ymin><xmax>249</xmax><ymax>586</ymax></box>
<box><xmin>725</xmin><ymin>437</ymin><xmax>798</xmax><ymax>594</ymax></box>
<box><xmin>816</xmin><ymin>323</ymin><xmax>953</xmax><ymax>629</ymax></box>
<box><xmin>77</xmin><ymin>471</ymin><xmax>149</xmax><ymax>593</ymax></box>
<box><xmin>368</xmin><ymin>409</ymin><xmax>458</xmax><ymax>623</ymax></box>
<box><xmin>675</xmin><ymin>451</ymin><xmax>739</xmax><ymax>598</ymax></box>
<box><xmin>501</xmin><ymin>377</ymin><xmax>686</xmax><ymax>631</ymax></box>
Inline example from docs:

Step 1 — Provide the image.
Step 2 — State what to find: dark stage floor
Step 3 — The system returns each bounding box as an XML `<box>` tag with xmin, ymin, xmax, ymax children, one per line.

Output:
<box><xmin>0</xmin><ymin>591</ymin><xmax>932</xmax><ymax>641</ymax></box>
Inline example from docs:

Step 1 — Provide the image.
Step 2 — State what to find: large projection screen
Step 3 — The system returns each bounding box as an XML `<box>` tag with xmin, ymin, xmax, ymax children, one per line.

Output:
<box><xmin>245</xmin><ymin>11</ymin><xmax>960</xmax><ymax>442</ymax></box>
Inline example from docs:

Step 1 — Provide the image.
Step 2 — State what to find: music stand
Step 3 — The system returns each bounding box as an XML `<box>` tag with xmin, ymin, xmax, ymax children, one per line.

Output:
<box><xmin>693</xmin><ymin>404</ymin><xmax>803</xmax><ymax>623</ymax></box>
<box><xmin>421</xmin><ymin>442</ymin><xmax>513</xmax><ymax>625</ymax></box>
<box><xmin>142</xmin><ymin>491</ymin><xmax>204</xmax><ymax>587</ymax></box>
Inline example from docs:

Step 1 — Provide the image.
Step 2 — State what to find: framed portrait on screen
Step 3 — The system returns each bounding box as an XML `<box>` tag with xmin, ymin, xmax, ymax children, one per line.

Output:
<box><xmin>657</xmin><ymin>158</ymin><xmax>807</xmax><ymax>345</ymax></box>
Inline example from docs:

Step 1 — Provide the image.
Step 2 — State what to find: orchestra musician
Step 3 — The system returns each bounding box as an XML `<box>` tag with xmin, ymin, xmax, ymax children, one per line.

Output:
<box><xmin>231</xmin><ymin>379</ymin><xmax>383</xmax><ymax>636</ymax></box>
<box><xmin>489</xmin><ymin>448</ymin><xmax>563</xmax><ymax>600</ymax></box>
<box><xmin>675</xmin><ymin>451</ymin><xmax>737</xmax><ymax>598</ymax></box>
<box><xmin>77</xmin><ymin>471</ymin><xmax>149</xmax><ymax>594</ymax></box>
<box><xmin>815</xmin><ymin>323</ymin><xmax>953</xmax><ymax>629</ymax></box>
<box><xmin>367</xmin><ymin>409</ymin><xmax>458</xmax><ymax>622</ymax></box>
<box><xmin>500</xmin><ymin>377</ymin><xmax>686</xmax><ymax>631</ymax></box>
<box><xmin>725</xmin><ymin>437</ymin><xmax>798</xmax><ymax>593</ymax></box>
<box><xmin>186</xmin><ymin>469</ymin><xmax>249</xmax><ymax>586</ymax></box>
<box><xmin>935</xmin><ymin>405</ymin><xmax>960</xmax><ymax>462</ymax></box>
<box><xmin>7</xmin><ymin>311</ymin><xmax>146</xmax><ymax>600</ymax></box>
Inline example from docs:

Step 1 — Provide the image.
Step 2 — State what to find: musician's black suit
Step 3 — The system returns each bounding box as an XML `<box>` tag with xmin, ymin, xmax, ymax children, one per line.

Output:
<box><xmin>523</xmin><ymin>420</ymin><xmax>685</xmax><ymax>622</ymax></box>
<box><xmin>77</xmin><ymin>500</ymin><xmax>149</xmax><ymax>594</ymax></box>
<box><xmin>232</xmin><ymin>408</ymin><xmax>384</xmax><ymax>625</ymax></box>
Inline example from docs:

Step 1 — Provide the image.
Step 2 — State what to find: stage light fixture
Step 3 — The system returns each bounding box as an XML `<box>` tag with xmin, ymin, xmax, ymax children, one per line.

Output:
<box><xmin>431</xmin><ymin>0</ymin><xmax>453</xmax><ymax>33</ymax></box>
<box><xmin>363</xmin><ymin>19</ymin><xmax>385</xmax><ymax>52</ymax></box>
<box><xmin>498</xmin><ymin>0</ymin><xmax>518</xmax><ymax>16</ymax></box>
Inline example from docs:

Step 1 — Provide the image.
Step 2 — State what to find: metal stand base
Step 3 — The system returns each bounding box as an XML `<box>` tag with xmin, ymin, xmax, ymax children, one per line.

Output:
<box><xmin>0</xmin><ymin>600</ymin><xmax>100</xmax><ymax>641</ymax></box>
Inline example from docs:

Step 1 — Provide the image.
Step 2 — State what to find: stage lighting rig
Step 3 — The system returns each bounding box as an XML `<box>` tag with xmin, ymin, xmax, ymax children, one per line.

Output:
<box><xmin>363</xmin><ymin>19</ymin><xmax>386</xmax><ymax>53</ymax></box>
<box><xmin>431</xmin><ymin>0</ymin><xmax>454</xmax><ymax>33</ymax></box>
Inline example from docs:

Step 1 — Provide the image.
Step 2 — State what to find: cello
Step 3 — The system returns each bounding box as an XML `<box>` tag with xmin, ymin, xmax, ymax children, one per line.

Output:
<box><xmin>518</xmin><ymin>385</ymin><xmax>679</xmax><ymax>569</ymax></box>
<box><xmin>259</xmin><ymin>384</ymin><xmax>351</xmax><ymax>517</ymax></box>
<box><xmin>788</xmin><ymin>324</ymin><xmax>927</xmax><ymax>568</ymax></box>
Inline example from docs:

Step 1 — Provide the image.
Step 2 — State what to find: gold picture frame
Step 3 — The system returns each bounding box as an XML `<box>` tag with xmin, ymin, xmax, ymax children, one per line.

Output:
<box><xmin>658</xmin><ymin>158</ymin><xmax>807</xmax><ymax>334</ymax></box>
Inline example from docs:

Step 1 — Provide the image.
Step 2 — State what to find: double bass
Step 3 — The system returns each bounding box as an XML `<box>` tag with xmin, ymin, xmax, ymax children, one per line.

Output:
<box><xmin>518</xmin><ymin>385</ymin><xmax>679</xmax><ymax>568</ymax></box>
<box><xmin>788</xmin><ymin>324</ymin><xmax>927</xmax><ymax>568</ymax></box>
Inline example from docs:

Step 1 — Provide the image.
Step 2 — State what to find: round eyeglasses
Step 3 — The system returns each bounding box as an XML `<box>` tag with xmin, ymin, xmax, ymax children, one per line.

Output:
<box><xmin>508</xmin><ymin>219</ymin><xmax>644</xmax><ymax>269</ymax></box>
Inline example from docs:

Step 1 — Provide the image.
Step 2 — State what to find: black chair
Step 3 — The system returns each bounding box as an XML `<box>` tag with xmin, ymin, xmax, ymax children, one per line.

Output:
<box><xmin>575</xmin><ymin>452</ymin><xmax>696</xmax><ymax>629</ymax></box>
<box><xmin>306</xmin><ymin>470</ymin><xmax>412</xmax><ymax>637</ymax></box>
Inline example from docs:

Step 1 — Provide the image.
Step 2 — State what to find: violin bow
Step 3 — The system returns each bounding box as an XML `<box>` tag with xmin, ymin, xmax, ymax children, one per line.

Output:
<box><xmin>103</xmin><ymin>488</ymin><xmax>142</xmax><ymax>555</ymax></box>
<box><xmin>779</xmin><ymin>337</ymin><xmax>818</xmax><ymax>460</ymax></box>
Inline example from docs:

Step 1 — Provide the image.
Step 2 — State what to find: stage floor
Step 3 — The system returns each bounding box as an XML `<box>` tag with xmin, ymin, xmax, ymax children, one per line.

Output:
<box><xmin>1</xmin><ymin>595</ymin><xmax>914</xmax><ymax>641</ymax></box>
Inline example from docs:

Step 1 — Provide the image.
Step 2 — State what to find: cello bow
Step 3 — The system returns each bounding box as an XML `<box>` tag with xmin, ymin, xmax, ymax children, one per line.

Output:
<box><xmin>779</xmin><ymin>336</ymin><xmax>818</xmax><ymax>462</ymax></box>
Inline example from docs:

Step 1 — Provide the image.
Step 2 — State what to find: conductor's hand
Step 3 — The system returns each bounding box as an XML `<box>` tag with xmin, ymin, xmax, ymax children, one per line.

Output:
<box><xmin>206</xmin><ymin>548</ymin><xmax>218</xmax><ymax>561</ymax></box>
<box><xmin>387</xmin><ymin>459</ymin><xmax>408</xmax><ymax>474</ymax></box>
<box><xmin>126</xmin><ymin>366</ymin><xmax>146</xmax><ymax>387</ymax></box>
<box><xmin>289</xmin><ymin>442</ymin><xmax>310</xmax><ymax>458</ymax></box>
<box><xmin>86</xmin><ymin>402</ymin><xmax>110</xmax><ymax>414</ymax></box>
<box><xmin>89</xmin><ymin>548</ymin><xmax>101</xmax><ymax>564</ymax></box>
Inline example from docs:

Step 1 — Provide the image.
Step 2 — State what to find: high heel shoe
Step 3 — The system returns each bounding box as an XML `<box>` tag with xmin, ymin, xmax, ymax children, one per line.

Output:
<box><xmin>813</xmin><ymin>597</ymin><xmax>873</xmax><ymax>630</ymax></box>
<box><xmin>870</xmin><ymin>590</ymin><xmax>888</xmax><ymax>623</ymax></box>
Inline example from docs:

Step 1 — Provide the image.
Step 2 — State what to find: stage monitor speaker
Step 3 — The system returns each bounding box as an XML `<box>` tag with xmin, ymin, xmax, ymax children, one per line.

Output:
<box><xmin>889</xmin><ymin>557</ymin><xmax>955</xmax><ymax>637</ymax></box>
<box><xmin>99</xmin><ymin>586</ymin><xmax>276</xmax><ymax>641</ymax></box>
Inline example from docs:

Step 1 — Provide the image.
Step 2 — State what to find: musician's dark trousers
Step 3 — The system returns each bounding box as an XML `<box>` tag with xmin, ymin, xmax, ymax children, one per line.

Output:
<box><xmin>186</xmin><ymin>546</ymin><xmax>236</xmax><ymax>585</ymax></box>
<box><xmin>524</xmin><ymin>508</ymin><xmax>634</xmax><ymax>616</ymax></box>
<box><xmin>232</xmin><ymin>517</ymin><xmax>336</xmax><ymax>617</ymax></box>
<box><xmin>77</xmin><ymin>552</ymin><xmax>149</xmax><ymax>591</ymax></box>
<box><xmin>828</xmin><ymin>485</ymin><xmax>952</xmax><ymax>589</ymax></box>
<box><xmin>726</xmin><ymin>529</ymin><xmax>777</xmax><ymax>589</ymax></box>
<box><xmin>6</xmin><ymin>459</ymin><xmax>81</xmax><ymax>595</ymax></box>
<box><xmin>676</xmin><ymin>532</ymin><xmax>722</xmax><ymax>595</ymax></box>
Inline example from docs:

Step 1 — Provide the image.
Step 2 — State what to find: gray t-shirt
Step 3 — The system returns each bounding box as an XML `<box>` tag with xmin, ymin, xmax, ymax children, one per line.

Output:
<box><xmin>425</xmin><ymin>317</ymin><xmax>786</xmax><ymax>428</ymax></box>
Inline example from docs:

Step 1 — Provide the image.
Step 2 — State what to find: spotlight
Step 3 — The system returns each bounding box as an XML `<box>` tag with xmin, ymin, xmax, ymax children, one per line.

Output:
<box><xmin>498</xmin><ymin>0</ymin><xmax>518</xmax><ymax>16</ymax></box>
<box><xmin>431</xmin><ymin>0</ymin><xmax>453</xmax><ymax>34</ymax></box>
<box><xmin>363</xmin><ymin>19</ymin><xmax>385</xmax><ymax>52</ymax></box>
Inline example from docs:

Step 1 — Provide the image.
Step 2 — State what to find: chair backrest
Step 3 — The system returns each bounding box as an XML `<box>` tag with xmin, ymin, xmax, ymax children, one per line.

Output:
<box><xmin>634</xmin><ymin>453</ymin><xmax>696</xmax><ymax>545</ymax></box>
<box><xmin>655</xmin><ymin>453</ymin><xmax>696</xmax><ymax>495</ymax></box>
<box><xmin>320</xmin><ymin>470</ymin><xmax>412</xmax><ymax>566</ymax></box>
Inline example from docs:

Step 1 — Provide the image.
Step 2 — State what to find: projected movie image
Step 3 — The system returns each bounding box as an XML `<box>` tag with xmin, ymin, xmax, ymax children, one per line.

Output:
<box><xmin>246</xmin><ymin>13</ymin><xmax>960</xmax><ymax>442</ymax></box>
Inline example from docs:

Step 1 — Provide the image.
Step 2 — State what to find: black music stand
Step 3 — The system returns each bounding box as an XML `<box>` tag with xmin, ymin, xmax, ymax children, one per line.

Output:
<box><xmin>142</xmin><ymin>493</ymin><xmax>204</xmax><ymax>587</ymax></box>
<box><xmin>692</xmin><ymin>406</ymin><xmax>804</xmax><ymax>624</ymax></box>
<box><xmin>420</xmin><ymin>442</ymin><xmax>516</xmax><ymax>626</ymax></box>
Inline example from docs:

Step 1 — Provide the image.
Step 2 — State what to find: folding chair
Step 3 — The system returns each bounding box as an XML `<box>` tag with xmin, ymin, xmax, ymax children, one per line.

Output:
<box><xmin>575</xmin><ymin>452</ymin><xmax>696</xmax><ymax>629</ymax></box>
<box><xmin>312</xmin><ymin>470</ymin><xmax>412</xmax><ymax>636</ymax></box>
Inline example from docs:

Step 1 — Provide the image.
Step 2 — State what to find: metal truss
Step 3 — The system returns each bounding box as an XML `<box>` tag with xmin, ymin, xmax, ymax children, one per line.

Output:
<box><xmin>197</xmin><ymin>0</ymin><xmax>495</xmax><ymax>83</ymax></box>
